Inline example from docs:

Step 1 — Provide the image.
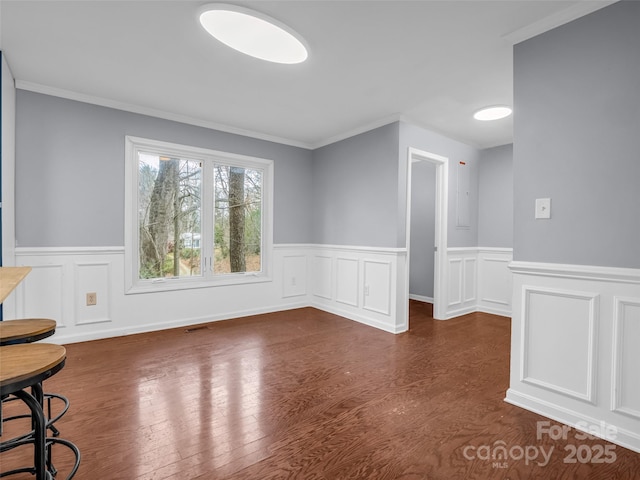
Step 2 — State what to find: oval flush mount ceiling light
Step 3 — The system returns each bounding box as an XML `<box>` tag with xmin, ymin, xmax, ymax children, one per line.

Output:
<box><xmin>199</xmin><ymin>4</ymin><xmax>308</xmax><ymax>64</ymax></box>
<box><xmin>473</xmin><ymin>105</ymin><xmax>513</xmax><ymax>121</ymax></box>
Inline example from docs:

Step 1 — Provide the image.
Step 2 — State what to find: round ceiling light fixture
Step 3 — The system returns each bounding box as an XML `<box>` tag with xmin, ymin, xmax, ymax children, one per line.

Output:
<box><xmin>473</xmin><ymin>105</ymin><xmax>513</xmax><ymax>121</ymax></box>
<box><xmin>199</xmin><ymin>4</ymin><xmax>309</xmax><ymax>64</ymax></box>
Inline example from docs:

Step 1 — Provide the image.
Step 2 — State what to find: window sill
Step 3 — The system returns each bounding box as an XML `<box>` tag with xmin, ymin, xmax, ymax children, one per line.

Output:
<box><xmin>125</xmin><ymin>273</ymin><xmax>272</xmax><ymax>295</ymax></box>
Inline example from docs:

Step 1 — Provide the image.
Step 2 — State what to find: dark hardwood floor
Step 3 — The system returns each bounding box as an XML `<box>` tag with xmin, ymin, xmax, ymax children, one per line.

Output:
<box><xmin>2</xmin><ymin>301</ymin><xmax>639</xmax><ymax>479</ymax></box>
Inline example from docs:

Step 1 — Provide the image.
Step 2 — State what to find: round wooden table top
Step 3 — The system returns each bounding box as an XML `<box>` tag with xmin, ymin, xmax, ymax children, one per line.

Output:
<box><xmin>0</xmin><ymin>318</ymin><xmax>57</xmax><ymax>346</ymax></box>
<box><xmin>0</xmin><ymin>343</ymin><xmax>66</xmax><ymax>395</ymax></box>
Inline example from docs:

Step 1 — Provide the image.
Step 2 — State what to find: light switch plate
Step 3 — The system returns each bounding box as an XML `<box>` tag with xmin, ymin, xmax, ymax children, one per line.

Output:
<box><xmin>535</xmin><ymin>198</ymin><xmax>551</xmax><ymax>219</ymax></box>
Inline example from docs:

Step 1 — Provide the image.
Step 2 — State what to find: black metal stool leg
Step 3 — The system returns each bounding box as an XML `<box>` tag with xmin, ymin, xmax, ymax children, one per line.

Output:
<box><xmin>12</xmin><ymin>389</ymin><xmax>50</xmax><ymax>480</ymax></box>
<box><xmin>30</xmin><ymin>383</ymin><xmax>56</xmax><ymax>475</ymax></box>
<box><xmin>45</xmin><ymin>394</ymin><xmax>58</xmax><ymax>476</ymax></box>
<box><xmin>47</xmin><ymin>395</ymin><xmax>61</xmax><ymax>437</ymax></box>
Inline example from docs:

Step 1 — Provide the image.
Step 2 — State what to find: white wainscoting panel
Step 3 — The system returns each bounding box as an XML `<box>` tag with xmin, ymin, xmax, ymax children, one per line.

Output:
<box><xmin>282</xmin><ymin>255</ymin><xmax>307</xmax><ymax>298</ymax></box>
<box><xmin>521</xmin><ymin>287</ymin><xmax>598</xmax><ymax>403</ymax></box>
<box><xmin>336</xmin><ymin>257</ymin><xmax>359</xmax><ymax>307</ymax></box>
<box><xmin>307</xmin><ymin>245</ymin><xmax>406</xmax><ymax>334</ymax></box>
<box><xmin>441</xmin><ymin>247</ymin><xmax>512</xmax><ymax>319</ymax></box>
<box><xmin>14</xmin><ymin>244</ymin><xmax>513</xmax><ymax>342</ymax></box>
<box><xmin>448</xmin><ymin>258</ymin><xmax>463</xmax><ymax>307</ymax></box>
<box><xmin>17</xmin><ymin>263</ymin><xmax>67</xmax><ymax>328</ymax></box>
<box><xmin>463</xmin><ymin>257</ymin><xmax>477</xmax><ymax>303</ymax></box>
<box><xmin>312</xmin><ymin>255</ymin><xmax>333</xmax><ymax>300</ymax></box>
<box><xmin>444</xmin><ymin>248</ymin><xmax>500</xmax><ymax>318</ymax></box>
<box><xmin>612</xmin><ymin>297</ymin><xmax>640</xmax><ymax>420</ymax></box>
<box><xmin>506</xmin><ymin>261</ymin><xmax>640</xmax><ymax>453</ymax></box>
<box><xmin>14</xmin><ymin>246</ymin><xmax>313</xmax><ymax>344</ymax></box>
<box><xmin>478</xmin><ymin>249</ymin><xmax>512</xmax><ymax>316</ymax></box>
<box><xmin>13</xmin><ymin>244</ymin><xmax>516</xmax><ymax>343</ymax></box>
<box><xmin>75</xmin><ymin>261</ymin><xmax>112</xmax><ymax>325</ymax></box>
<box><xmin>363</xmin><ymin>260</ymin><xmax>391</xmax><ymax>315</ymax></box>
<box><xmin>13</xmin><ymin>245</ymin><xmax>408</xmax><ymax>343</ymax></box>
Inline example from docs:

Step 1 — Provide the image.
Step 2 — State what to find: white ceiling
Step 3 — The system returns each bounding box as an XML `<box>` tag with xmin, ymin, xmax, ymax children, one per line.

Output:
<box><xmin>0</xmin><ymin>0</ymin><xmax>615</xmax><ymax>150</ymax></box>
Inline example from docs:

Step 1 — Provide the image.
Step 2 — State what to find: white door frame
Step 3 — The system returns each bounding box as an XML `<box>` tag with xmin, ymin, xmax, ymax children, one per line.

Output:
<box><xmin>405</xmin><ymin>147</ymin><xmax>449</xmax><ymax>321</ymax></box>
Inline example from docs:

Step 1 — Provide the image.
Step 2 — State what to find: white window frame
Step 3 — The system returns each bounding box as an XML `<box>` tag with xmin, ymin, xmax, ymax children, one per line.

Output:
<box><xmin>124</xmin><ymin>136</ymin><xmax>273</xmax><ymax>294</ymax></box>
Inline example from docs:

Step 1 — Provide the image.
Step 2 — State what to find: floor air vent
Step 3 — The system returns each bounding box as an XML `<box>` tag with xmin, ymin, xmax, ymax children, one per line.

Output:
<box><xmin>185</xmin><ymin>325</ymin><xmax>209</xmax><ymax>333</ymax></box>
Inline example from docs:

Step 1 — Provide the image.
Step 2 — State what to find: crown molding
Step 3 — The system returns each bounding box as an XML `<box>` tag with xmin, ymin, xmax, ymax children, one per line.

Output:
<box><xmin>15</xmin><ymin>80</ymin><xmax>313</xmax><ymax>150</ymax></box>
<box><xmin>16</xmin><ymin>80</ymin><xmax>412</xmax><ymax>151</ymax></box>
<box><xmin>502</xmin><ymin>0</ymin><xmax>618</xmax><ymax>45</ymax></box>
<box><xmin>308</xmin><ymin>113</ymin><xmax>405</xmax><ymax>150</ymax></box>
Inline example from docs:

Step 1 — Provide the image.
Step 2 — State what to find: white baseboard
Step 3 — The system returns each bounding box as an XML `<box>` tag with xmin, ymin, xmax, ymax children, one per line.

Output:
<box><xmin>45</xmin><ymin>301</ymin><xmax>309</xmax><ymax>345</ymax></box>
<box><xmin>312</xmin><ymin>302</ymin><xmax>402</xmax><ymax>334</ymax></box>
<box><xmin>409</xmin><ymin>294</ymin><xmax>433</xmax><ymax>303</ymax></box>
<box><xmin>444</xmin><ymin>305</ymin><xmax>477</xmax><ymax>319</ymax></box>
<box><xmin>477</xmin><ymin>305</ymin><xmax>512</xmax><ymax>318</ymax></box>
<box><xmin>506</xmin><ymin>389</ymin><xmax>640</xmax><ymax>453</ymax></box>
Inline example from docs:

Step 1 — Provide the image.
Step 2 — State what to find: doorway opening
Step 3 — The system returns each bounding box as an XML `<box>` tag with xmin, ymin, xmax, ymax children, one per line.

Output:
<box><xmin>405</xmin><ymin>147</ymin><xmax>448</xmax><ymax>325</ymax></box>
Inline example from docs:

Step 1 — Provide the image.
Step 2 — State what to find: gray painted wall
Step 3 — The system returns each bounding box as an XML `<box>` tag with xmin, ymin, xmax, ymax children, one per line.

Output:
<box><xmin>398</xmin><ymin>121</ymin><xmax>480</xmax><ymax>248</ymax></box>
<box><xmin>15</xmin><ymin>91</ymin><xmax>314</xmax><ymax>247</ymax></box>
<box><xmin>513</xmin><ymin>0</ymin><xmax>640</xmax><ymax>268</ymax></box>
<box><xmin>15</xmin><ymin>95</ymin><xmax>486</xmax><ymax>254</ymax></box>
<box><xmin>311</xmin><ymin>123</ymin><xmax>400</xmax><ymax>247</ymax></box>
<box><xmin>409</xmin><ymin>160</ymin><xmax>436</xmax><ymax>298</ymax></box>
<box><xmin>478</xmin><ymin>144</ymin><xmax>513</xmax><ymax>248</ymax></box>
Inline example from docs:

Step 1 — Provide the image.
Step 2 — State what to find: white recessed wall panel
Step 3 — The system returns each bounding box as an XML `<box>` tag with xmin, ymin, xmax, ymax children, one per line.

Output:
<box><xmin>448</xmin><ymin>258</ymin><xmax>462</xmax><ymax>307</ymax></box>
<box><xmin>336</xmin><ymin>257</ymin><xmax>359</xmax><ymax>307</ymax></box>
<box><xmin>363</xmin><ymin>260</ymin><xmax>391</xmax><ymax>315</ymax></box>
<box><xmin>19</xmin><ymin>264</ymin><xmax>66</xmax><ymax>327</ymax></box>
<box><xmin>613</xmin><ymin>297</ymin><xmax>640</xmax><ymax>419</ymax></box>
<box><xmin>522</xmin><ymin>287</ymin><xmax>598</xmax><ymax>403</ymax></box>
<box><xmin>75</xmin><ymin>262</ymin><xmax>112</xmax><ymax>325</ymax></box>
<box><xmin>463</xmin><ymin>257</ymin><xmax>477</xmax><ymax>303</ymax></box>
<box><xmin>480</xmin><ymin>257</ymin><xmax>511</xmax><ymax>306</ymax></box>
<box><xmin>282</xmin><ymin>255</ymin><xmax>307</xmax><ymax>298</ymax></box>
<box><xmin>312</xmin><ymin>255</ymin><xmax>332</xmax><ymax>300</ymax></box>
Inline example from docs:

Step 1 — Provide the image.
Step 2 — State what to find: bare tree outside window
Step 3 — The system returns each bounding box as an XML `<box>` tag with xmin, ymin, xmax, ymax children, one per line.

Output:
<box><xmin>214</xmin><ymin>165</ymin><xmax>262</xmax><ymax>274</ymax></box>
<box><xmin>138</xmin><ymin>154</ymin><xmax>202</xmax><ymax>279</ymax></box>
<box><xmin>137</xmin><ymin>151</ymin><xmax>262</xmax><ymax>281</ymax></box>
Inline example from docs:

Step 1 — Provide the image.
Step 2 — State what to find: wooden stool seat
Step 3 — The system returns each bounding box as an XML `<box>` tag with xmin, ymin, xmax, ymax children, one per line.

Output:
<box><xmin>0</xmin><ymin>319</ymin><xmax>57</xmax><ymax>346</ymax></box>
<box><xmin>1</xmin><ymin>344</ymin><xmax>67</xmax><ymax>479</ymax></box>
<box><xmin>0</xmin><ymin>344</ymin><xmax>66</xmax><ymax>395</ymax></box>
